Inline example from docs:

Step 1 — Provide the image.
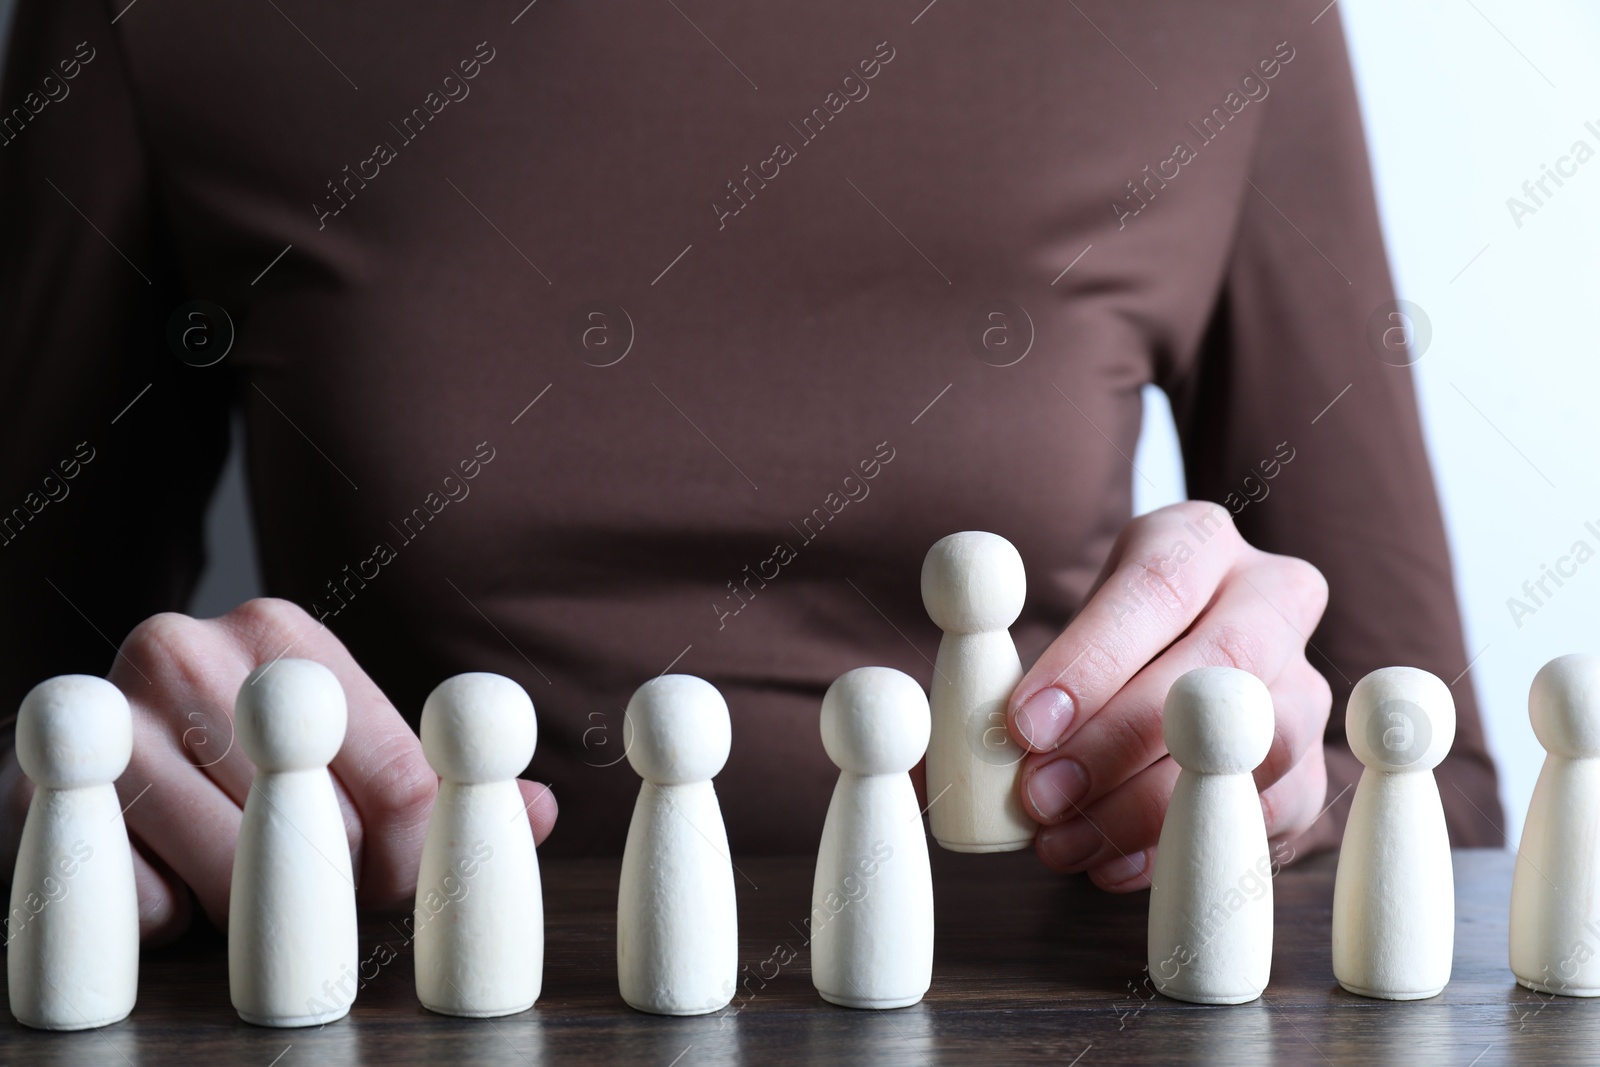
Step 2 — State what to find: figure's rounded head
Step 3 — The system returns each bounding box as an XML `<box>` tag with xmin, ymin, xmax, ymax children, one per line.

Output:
<box><xmin>921</xmin><ymin>531</ymin><xmax>1026</xmax><ymax>634</ymax></box>
<box><xmin>623</xmin><ymin>674</ymin><xmax>731</xmax><ymax>785</ymax></box>
<box><xmin>1530</xmin><ymin>654</ymin><xmax>1600</xmax><ymax>759</ymax></box>
<box><xmin>16</xmin><ymin>675</ymin><xmax>132</xmax><ymax>788</ymax></box>
<box><xmin>235</xmin><ymin>658</ymin><xmax>348</xmax><ymax>772</ymax></box>
<box><xmin>421</xmin><ymin>673</ymin><xmax>537</xmax><ymax>783</ymax></box>
<box><xmin>1345</xmin><ymin>666</ymin><xmax>1455</xmax><ymax>772</ymax></box>
<box><xmin>820</xmin><ymin>666</ymin><xmax>930</xmax><ymax>776</ymax></box>
<box><xmin>1163</xmin><ymin>666</ymin><xmax>1274</xmax><ymax>775</ymax></box>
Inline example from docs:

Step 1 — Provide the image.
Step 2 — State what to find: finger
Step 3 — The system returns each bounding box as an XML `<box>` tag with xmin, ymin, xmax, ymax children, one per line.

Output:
<box><xmin>111</xmin><ymin>615</ymin><xmax>257</xmax><ymax>928</ymax></box>
<box><xmin>1089</xmin><ymin>847</ymin><xmax>1156</xmax><ymax>893</ymax></box>
<box><xmin>1254</xmin><ymin>659</ymin><xmax>1332</xmax><ymax>791</ymax></box>
<box><xmin>1260</xmin><ymin>737</ymin><xmax>1330</xmax><ymax>844</ymax></box>
<box><xmin>114</xmin><ymin>713</ymin><xmax>243</xmax><ymax>929</ymax></box>
<box><xmin>327</xmin><ymin>774</ymin><xmax>368</xmax><ymax>881</ymax></box>
<box><xmin>1020</xmin><ymin>565</ymin><xmax>1326</xmax><ymax>825</ymax></box>
<box><xmin>1009</xmin><ymin>503</ymin><xmax>1242</xmax><ymax>753</ymax></box>
<box><xmin>144</xmin><ymin>622</ymin><xmax>259</xmax><ymax>810</ymax></box>
<box><xmin>131</xmin><ymin>838</ymin><xmax>192</xmax><ymax>945</ymax></box>
<box><xmin>517</xmin><ymin>780</ymin><xmax>558</xmax><ymax>846</ymax></box>
<box><xmin>1034</xmin><ymin>756</ymin><xmax>1179</xmax><ymax>878</ymax></box>
<box><xmin>219</xmin><ymin>600</ymin><xmax>436</xmax><ymax>909</ymax></box>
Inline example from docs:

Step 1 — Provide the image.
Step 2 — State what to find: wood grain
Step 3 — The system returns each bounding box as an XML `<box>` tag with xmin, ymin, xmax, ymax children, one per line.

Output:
<box><xmin>0</xmin><ymin>849</ymin><xmax>1579</xmax><ymax>1065</ymax></box>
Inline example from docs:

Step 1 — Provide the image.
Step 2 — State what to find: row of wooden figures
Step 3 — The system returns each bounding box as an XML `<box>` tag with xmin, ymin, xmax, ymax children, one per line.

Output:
<box><xmin>10</xmin><ymin>649</ymin><xmax>1600</xmax><ymax>1029</ymax></box>
<box><xmin>7</xmin><ymin>530</ymin><xmax>1600</xmax><ymax>1029</ymax></box>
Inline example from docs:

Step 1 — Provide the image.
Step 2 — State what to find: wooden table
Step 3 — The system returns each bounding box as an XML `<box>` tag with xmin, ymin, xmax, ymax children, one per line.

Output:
<box><xmin>0</xmin><ymin>848</ymin><xmax>1584</xmax><ymax>1065</ymax></box>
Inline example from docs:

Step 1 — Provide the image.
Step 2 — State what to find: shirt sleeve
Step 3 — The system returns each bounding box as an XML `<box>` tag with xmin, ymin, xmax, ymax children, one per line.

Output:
<box><xmin>0</xmin><ymin>0</ymin><xmax>234</xmax><ymax>715</ymax></box>
<box><xmin>1161</xmin><ymin>16</ymin><xmax>1504</xmax><ymax>849</ymax></box>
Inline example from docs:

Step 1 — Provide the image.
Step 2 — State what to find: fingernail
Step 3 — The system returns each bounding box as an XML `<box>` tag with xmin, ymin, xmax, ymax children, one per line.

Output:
<box><xmin>1014</xmin><ymin>688</ymin><xmax>1074</xmax><ymax>751</ymax></box>
<box><xmin>1037</xmin><ymin>817</ymin><xmax>1102</xmax><ymax>872</ymax></box>
<box><xmin>1093</xmin><ymin>850</ymin><xmax>1148</xmax><ymax>887</ymax></box>
<box><xmin>1026</xmin><ymin>759</ymin><xmax>1089</xmax><ymax>822</ymax></box>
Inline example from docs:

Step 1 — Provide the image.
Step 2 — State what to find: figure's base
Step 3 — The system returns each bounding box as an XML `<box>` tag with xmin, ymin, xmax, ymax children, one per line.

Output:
<box><xmin>1156</xmin><ymin>986</ymin><xmax>1263</xmax><ymax>1005</ymax></box>
<box><xmin>622</xmin><ymin>996</ymin><xmax>732</xmax><ymax>1017</ymax></box>
<box><xmin>1516</xmin><ymin>975</ymin><xmax>1600</xmax><ymax>998</ymax></box>
<box><xmin>936</xmin><ymin>839</ymin><xmax>1030</xmax><ymax>854</ymax></box>
<box><xmin>237</xmin><ymin>1005</ymin><xmax>351</xmax><ymax>1027</ymax></box>
<box><xmin>13</xmin><ymin>1008</ymin><xmax>133</xmax><ymax>1031</ymax></box>
<box><xmin>818</xmin><ymin>989</ymin><xmax>926</xmax><ymax>1009</ymax></box>
<box><xmin>421</xmin><ymin>999</ymin><xmax>537</xmax><ymax>1018</ymax></box>
<box><xmin>1337</xmin><ymin>980</ymin><xmax>1445</xmax><ymax>1001</ymax></box>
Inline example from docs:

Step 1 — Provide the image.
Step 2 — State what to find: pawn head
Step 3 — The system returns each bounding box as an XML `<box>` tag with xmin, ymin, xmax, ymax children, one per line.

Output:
<box><xmin>820</xmin><ymin>666</ymin><xmax>930</xmax><ymax>776</ymax></box>
<box><xmin>1346</xmin><ymin>666</ymin><xmax>1455</xmax><ymax>772</ymax></box>
<box><xmin>16</xmin><ymin>675</ymin><xmax>132</xmax><ymax>788</ymax></box>
<box><xmin>1529</xmin><ymin>654</ymin><xmax>1600</xmax><ymax>759</ymax></box>
<box><xmin>421</xmin><ymin>673</ymin><xmax>537</xmax><ymax>783</ymax></box>
<box><xmin>235</xmin><ymin>658</ymin><xmax>348</xmax><ymax>772</ymax></box>
<box><xmin>921</xmin><ymin>531</ymin><xmax>1026</xmax><ymax>635</ymax></box>
<box><xmin>1163</xmin><ymin>666</ymin><xmax>1274</xmax><ymax>774</ymax></box>
<box><xmin>623</xmin><ymin>674</ymin><xmax>731</xmax><ymax>785</ymax></box>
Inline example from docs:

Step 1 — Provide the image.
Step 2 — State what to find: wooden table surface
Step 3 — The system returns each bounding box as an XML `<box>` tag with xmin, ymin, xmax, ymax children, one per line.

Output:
<box><xmin>0</xmin><ymin>847</ymin><xmax>1587</xmax><ymax>1065</ymax></box>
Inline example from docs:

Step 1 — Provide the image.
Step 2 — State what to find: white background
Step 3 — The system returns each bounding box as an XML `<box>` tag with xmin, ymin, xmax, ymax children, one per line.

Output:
<box><xmin>1135</xmin><ymin>0</ymin><xmax>1600</xmax><ymax>847</ymax></box>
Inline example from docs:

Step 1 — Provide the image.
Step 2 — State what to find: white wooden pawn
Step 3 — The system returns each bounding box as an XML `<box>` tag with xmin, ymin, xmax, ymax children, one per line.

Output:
<box><xmin>811</xmin><ymin>667</ymin><xmax>934</xmax><ymax>1009</ymax></box>
<box><xmin>7</xmin><ymin>675</ymin><xmax>139</xmax><ymax>1030</ymax></box>
<box><xmin>1147</xmin><ymin>666</ymin><xmax>1274</xmax><ymax>1005</ymax></box>
<box><xmin>616</xmin><ymin>674</ymin><xmax>737</xmax><ymax>1015</ymax></box>
<box><xmin>1332</xmin><ymin>666</ymin><xmax>1456</xmax><ymax>1000</ymax></box>
<box><xmin>229</xmin><ymin>659</ymin><xmax>359</xmax><ymax>1027</ymax></box>
<box><xmin>920</xmin><ymin>531</ymin><xmax>1035</xmax><ymax>853</ymax></box>
<box><xmin>415</xmin><ymin>673</ymin><xmax>543</xmax><ymax>1016</ymax></box>
<box><xmin>1510</xmin><ymin>654</ymin><xmax>1600</xmax><ymax>995</ymax></box>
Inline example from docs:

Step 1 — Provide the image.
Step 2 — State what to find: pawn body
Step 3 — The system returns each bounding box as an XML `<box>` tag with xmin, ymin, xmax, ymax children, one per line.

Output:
<box><xmin>415</xmin><ymin>674</ymin><xmax>543</xmax><ymax>1016</ymax></box>
<box><xmin>1147</xmin><ymin>667</ymin><xmax>1274</xmax><ymax>1004</ymax></box>
<box><xmin>7</xmin><ymin>676</ymin><xmax>139</xmax><ymax>1030</ymax></box>
<box><xmin>617</xmin><ymin>675</ymin><xmax>737</xmax><ymax>1015</ymax></box>
<box><xmin>229</xmin><ymin>660</ymin><xmax>359</xmax><ymax>1027</ymax></box>
<box><xmin>921</xmin><ymin>532</ymin><xmax>1035</xmax><ymax>853</ymax></box>
<box><xmin>1332</xmin><ymin>666</ymin><xmax>1456</xmax><ymax>1000</ymax></box>
<box><xmin>811</xmin><ymin>667</ymin><xmax>934</xmax><ymax>1009</ymax></box>
<box><xmin>1511</xmin><ymin>655</ymin><xmax>1600</xmax><ymax>995</ymax></box>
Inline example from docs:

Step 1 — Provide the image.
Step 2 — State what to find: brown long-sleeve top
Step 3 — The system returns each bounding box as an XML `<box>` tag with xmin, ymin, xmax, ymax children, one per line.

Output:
<box><xmin>0</xmin><ymin>0</ymin><xmax>1502</xmax><ymax>856</ymax></box>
